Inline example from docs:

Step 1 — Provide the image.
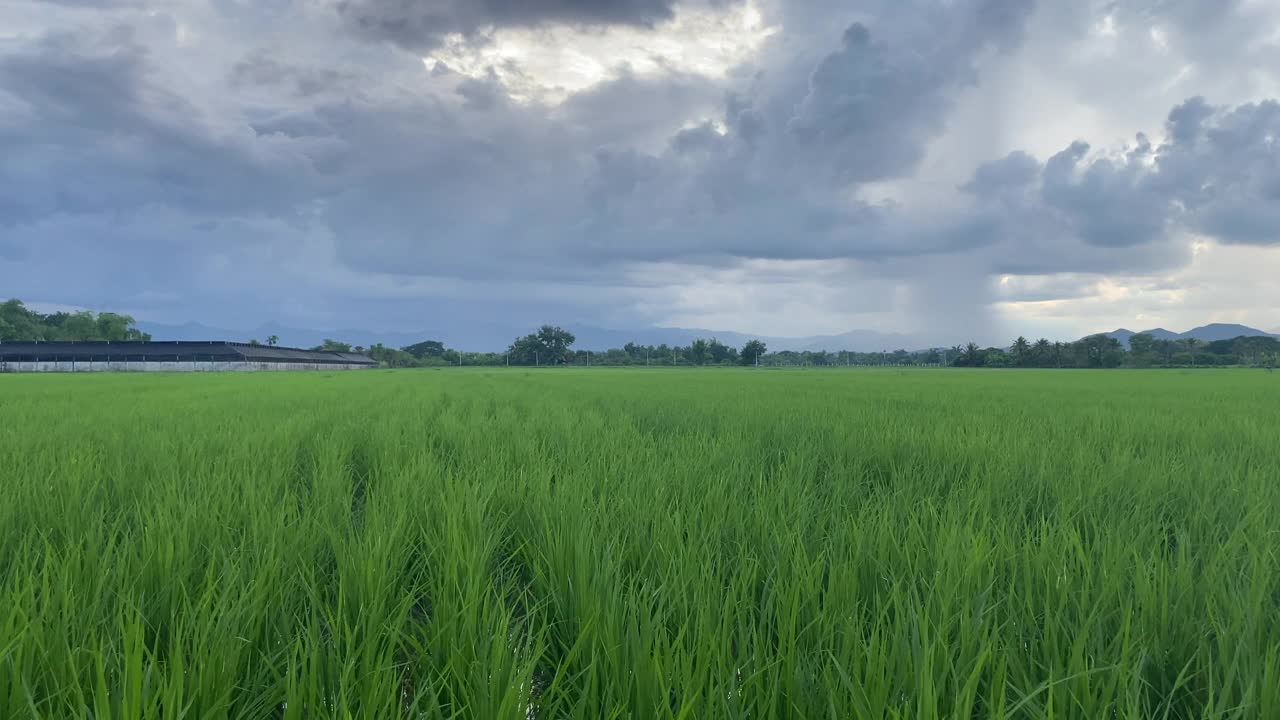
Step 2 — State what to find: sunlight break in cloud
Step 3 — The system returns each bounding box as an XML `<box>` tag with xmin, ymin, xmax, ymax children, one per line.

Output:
<box><xmin>424</xmin><ymin>2</ymin><xmax>775</xmax><ymax>104</ymax></box>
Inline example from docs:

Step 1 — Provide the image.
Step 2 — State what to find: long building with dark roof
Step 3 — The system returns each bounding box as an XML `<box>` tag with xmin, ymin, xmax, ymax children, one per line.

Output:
<box><xmin>0</xmin><ymin>341</ymin><xmax>377</xmax><ymax>372</ymax></box>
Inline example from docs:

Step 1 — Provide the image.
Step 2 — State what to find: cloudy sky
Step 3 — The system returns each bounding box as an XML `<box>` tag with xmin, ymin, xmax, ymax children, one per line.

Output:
<box><xmin>3</xmin><ymin>0</ymin><xmax>1280</xmax><ymax>345</ymax></box>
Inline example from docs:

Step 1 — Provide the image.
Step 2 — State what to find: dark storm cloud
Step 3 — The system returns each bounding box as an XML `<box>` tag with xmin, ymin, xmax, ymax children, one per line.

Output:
<box><xmin>1039</xmin><ymin>139</ymin><xmax>1170</xmax><ymax>249</ymax></box>
<box><xmin>786</xmin><ymin>22</ymin><xmax>954</xmax><ymax>182</ymax></box>
<box><xmin>555</xmin><ymin>69</ymin><xmax>721</xmax><ymax>146</ymax></box>
<box><xmin>296</xmin><ymin>6</ymin><xmax>1280</xmax><ymax>280</ymax></box>
<box><xmin>1154</xmin><ymin>99</ymin><xmax>1280</xmax><ymax>245</ymax></box>
<box><xmin>229</xmin><ymin>53</ymin><xmax>359</xmax><ymax>98</ymax></box>
<box><xmin>541</xmin><ymin>2</ymin><xmax>1040</xmax><ymax>261</ymax></box>
<box><xmin>0</xmin><ymin>0</ymin><xmax>1049</xmax><ymax>286</ymax></box>
<box><xmin>787</xmin><ymin>1</ymin><xmax>1035</xmax><ymax>182</ymax></box>
<box><xmin>0</xmin><ymin>28</ymin><xmax>328</xmax><ymax>232</ymax></box>
<box><xmin>962</xmin><ymin>142</ymin><xmax>1173</xmax><ymax>273</ymax></box>
<box><xmin>337</xmin><ymin>0</ymin><xmax>741</xmax><ymax>51</ymax></box>
<box><xmin>301</xmin><ymin>68</ymin><xmax>724</xmax><ymax>280</ymax></box>
<box><xmin>956</xmin><ymin>96</ymin><xmax>1280</xmax><ymax>276</ymax></box>
<box><xmin>963</xmin><ymin>150</ymin><xmax>1040</xmax><ymax>191</ymax></box>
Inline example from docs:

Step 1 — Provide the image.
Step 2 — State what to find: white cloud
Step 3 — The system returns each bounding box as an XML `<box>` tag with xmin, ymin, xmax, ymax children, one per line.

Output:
<box><xmin>425</xmin><ymin>1</ymin><xmax>775</xmax><ymax>104</ymax></box>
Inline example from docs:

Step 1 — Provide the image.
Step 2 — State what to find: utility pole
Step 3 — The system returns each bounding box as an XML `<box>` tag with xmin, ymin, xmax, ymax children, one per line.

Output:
<box><xmin>535</xmin><ymin>351</ymin><xmax>539</xmax><ymax>367</ymax></box>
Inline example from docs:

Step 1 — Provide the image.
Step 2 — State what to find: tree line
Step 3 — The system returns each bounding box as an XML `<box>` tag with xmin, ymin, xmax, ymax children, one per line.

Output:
<box><xmin>0</xmin><ymin>300</ymin><xmax>151</xmax><ymax>342</ymax></box>
<box><xmin>950</xmin><ymin>334</ymin><xmax>1280</xmax><ymax>369</ymax></box>
<box><xmin>4</xmin><ymin>299</ymin><xmax>1275</xmax><ymax>369</ymax></box>
<box><xmin>117</xmin><ymin>321</ymin><xmax>1280</xmax><ymax>371</ymax></box>
<box><xmin>315</xmin><ymin>327</ymin><xmax>772</xmax><ymax>368</ymax></box>
<box><xmin>352</xmin><ymin>327</ymin><xmax>1277</xmax><ymax>370</ymax></box>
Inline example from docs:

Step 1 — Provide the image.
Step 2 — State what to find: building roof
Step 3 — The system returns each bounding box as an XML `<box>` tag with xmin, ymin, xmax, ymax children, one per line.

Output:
<box><xmin>0</xmin><ymin>341</ymin><xmax>377</xmax><ymax>365</ymax></box>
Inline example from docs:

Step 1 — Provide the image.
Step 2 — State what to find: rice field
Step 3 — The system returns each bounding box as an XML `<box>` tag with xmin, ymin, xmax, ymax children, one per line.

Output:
<box><xmin>1</xmin><ymin>368</ymin><xmax>1278</xmax><ymax>719</ymax></box>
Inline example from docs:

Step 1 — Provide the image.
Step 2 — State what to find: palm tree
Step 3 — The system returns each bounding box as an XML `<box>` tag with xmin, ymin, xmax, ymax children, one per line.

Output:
<box><xmin>1033</xmin><ymin>338</ymin><xmax>1051</xmax><ymax>367</ymax></box>
<box><xmin>267</xmin><ymin>335</ymin><xmax>279</xmax><ymax>347</ymax></box>
<box><xmin>961</xmin><ymin>342</ymin><xmax>982</xmax><ymax>367</ymax></box>
<box><xmin>1052</xmin><ymin>342</ymin><xmax>1064</xmax><ymax>368</ymax></box>
<box><xmin>1012</xmin><ymin>336</ymin><xmax>1031</xmax><ymax>367</ymax></box>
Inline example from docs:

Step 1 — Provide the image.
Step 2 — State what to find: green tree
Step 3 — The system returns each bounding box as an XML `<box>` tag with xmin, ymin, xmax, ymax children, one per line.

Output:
<box><xmin>402</xmin><ymin>340</ymin><xmax>446</xmax><ymax>359</ymax></box>
<box><xmin>1080</xmin><ymin>334</ymin><xmax>1124</xmax><ymax>368</ymax></box>
<box><xmin>1011</xmin><ymin>336</ymin><xmax>1031</xmax><ymax>366</ymax></box>
<box><xmin>58</xmin><ymin>312</ymin><xmax>98</xmax><ymax>340</ymax></box>
<box><xmin>1182</xmin><ymin>337</ymin><xmax>1201</xmax><ymax>366</ymax></box>
<box><xmin>311</xmin><ymin>339</ymin><xmax>353</xmax><ymax>353</ymax></box>
<box><xmin>983</xmin><ymin>348</ymin><xmax>1010</xmax><ymax>367</ymax></box>
<box><xmin>1233</xmin><ymin>336</ymin><xmax>1280</xmax><ymax>366</ymax></box>
<box><xmin>0</xmin><ymin>300</ymin><xmax>149</xmax><ymax>341</ymax></box>
<box><xmin>509</xmin><ymin>335</ymin><xmax>541</xmax><ymax>365</ymax></box>
<box><xmin>1033</xmin><ymin>338</ymin><xmax>1051</xmax><ymax>367</ymax></box>
<box><xmin>367</xmin><ymin>343</ymin><xmax>418</xmax><ymax>368</ymax></box>
<box><xmin>690</xmin><ymin>338</ymin><xmax>710</xmax><ymax>366</ymax></box>
<box><xmin>95</xmin><ymin>312</ymin><xmax>148</xmax><ymax>341</ymax></box>
<box><xmin>507</xmin><ymin>325</ymin><xmax>576</xmax><ymax>366</ymax></box>
<box><xmin>266</xmin><ymin>335</ymin><xmax>279</xmax><ymax>347</ymax></box>
<box><xmin>740</xmin><ymin>340</ymin><xmax>767</xmax><ymax>366</ymax></box>
<box><xmin>1129</xmin><ymin>332</ymin><xmax>1155</xmax><ymax>356</ymax></box>
<box><xmin>708</xmin><ymin>338</ymin><xmax>735</xmax><ymax>364</ymax></box>
<box><xmin>0</xmin><ymin>300</ymin><xmax>43</xmax><ymax>340</ymax></box>
<box><xmin>536</xmin><ymin>325</ymin><xmax>575</xmax><ymax>363</ymax></box>
<box><xmin>959</xmin><ymin>342</ymin><xmax>983</xmax><ymax>367</ymax></box>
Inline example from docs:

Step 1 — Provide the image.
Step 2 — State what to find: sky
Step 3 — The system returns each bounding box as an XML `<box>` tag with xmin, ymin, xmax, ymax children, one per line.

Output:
<box><xmin>2</xmin><ymin>0</ymin><xmax>1280</xmax><ymax>346</ymax></box>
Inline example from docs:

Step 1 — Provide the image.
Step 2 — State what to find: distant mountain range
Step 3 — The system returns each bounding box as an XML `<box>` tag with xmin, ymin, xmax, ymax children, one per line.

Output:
<box><xmin>1101</xmin><ymin>324</ymin><xmax>1278</xmax><ymax>349</ymax></box>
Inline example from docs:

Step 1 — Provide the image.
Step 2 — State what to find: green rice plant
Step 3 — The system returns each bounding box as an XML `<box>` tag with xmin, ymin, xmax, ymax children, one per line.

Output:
<box><xmin>0</xmin><ymin>368</ymin><xmax>1276</xmax><ymax>718</ymax></box>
